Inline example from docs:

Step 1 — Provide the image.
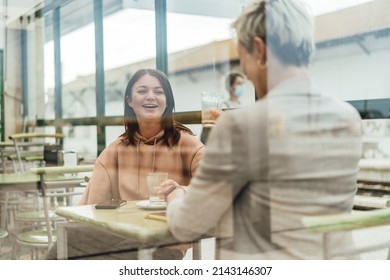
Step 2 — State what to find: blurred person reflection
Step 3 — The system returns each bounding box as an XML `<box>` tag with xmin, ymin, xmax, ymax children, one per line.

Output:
<box><xmin>160</xmin><ymin>0</ymin><xmax>362</xmax><ymax>259</ymax></box>
<box><xmin>223</xmin><ymin>72</ymin><xmax>245</xmax><ymax>109</ymax></box>
<box><xmin>200</xmin><ymin>72</ymin><xmax>246</xmax><ymax>144</ymax></box>
<box><xmin>45</xmin><ymin>69</ymin><xmax>204</xmax><ymax>260</ymax></box>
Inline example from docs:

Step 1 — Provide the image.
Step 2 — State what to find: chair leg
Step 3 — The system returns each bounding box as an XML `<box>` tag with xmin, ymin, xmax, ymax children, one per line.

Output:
<box><xmin>11</xmin><ymin>240</ymin><xmax>20</xmax><ymax>260</ymax></box>
<box><xmin>32</xmin><ymin>248</ymin><xmax>38</xmax><ymax>260</ymax></box>
<box><xmin>323</xmin><ymin>233</ymin><xmax>331</xmax><ymax>260</ymax></box>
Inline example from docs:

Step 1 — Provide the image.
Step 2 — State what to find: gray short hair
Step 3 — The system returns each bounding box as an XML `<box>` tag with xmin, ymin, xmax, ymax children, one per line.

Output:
<box><xmin>231</xmin><ymin>0</ymin><xmax>315</xmax><ymax>66</ymax></box>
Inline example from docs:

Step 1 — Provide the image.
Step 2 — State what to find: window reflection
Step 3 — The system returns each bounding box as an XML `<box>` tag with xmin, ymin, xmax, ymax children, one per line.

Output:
<box><xmin>103</xmin><ymin>5</ymin><xmax>156</xmax><ymax>116</ymax></box>
<box><xmin>3</xmin><ymin>0</ymin><xmax>390</xmax><ymax>158</ymax></box>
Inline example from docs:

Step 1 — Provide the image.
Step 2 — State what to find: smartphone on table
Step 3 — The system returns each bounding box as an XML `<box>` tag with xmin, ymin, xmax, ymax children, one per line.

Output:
<box><xmin>95</xmin><ymin>199</ymin><xmax>127</xmax><ymax>209</ymax></box>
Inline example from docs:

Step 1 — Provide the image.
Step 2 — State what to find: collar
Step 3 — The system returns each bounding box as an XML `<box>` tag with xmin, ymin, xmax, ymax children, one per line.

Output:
<box><xmin>134</xmin><ymin>130</ymin><xmax>165</xmax><ymax>145</ymax></box>
<box><xmin>268</xmin><ymin>77</ymin><xmax>321</xmax><ymax>97</ymax></box>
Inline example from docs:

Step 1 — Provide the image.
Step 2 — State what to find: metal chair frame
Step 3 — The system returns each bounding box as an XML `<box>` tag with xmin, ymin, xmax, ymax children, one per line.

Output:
<box><xmin>303</xmin><ymin>208</ymin><xmax>390</xmax><ymax>259</ymax></box>
<box><xmin>12</xmin><ymin>165</ymin><xmax>93</xmax><ymax>259</ymax></box>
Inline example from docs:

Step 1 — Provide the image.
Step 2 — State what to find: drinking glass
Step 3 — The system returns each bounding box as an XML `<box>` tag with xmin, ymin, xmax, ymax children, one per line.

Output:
<box><xmin>201</xmin><ymin>91</ymin><xmax>222</xmax><ymax>127</ymax></box>
<box><xmin>146</xmin><ymin>172</ymin><xmax>168</xmax><ymax>205</ymax></box>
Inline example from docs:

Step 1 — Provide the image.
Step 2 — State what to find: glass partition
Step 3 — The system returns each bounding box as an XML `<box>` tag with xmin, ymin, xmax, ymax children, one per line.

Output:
<box><xmin>2</xmin><ymin>0</ymin><xmax>390</xmax><ymax>159</ymax></box>
<box><xmin>103</xmin><ymin>0</ymin><xmax>156</xmax><ymax>117</ymax></box>
<box><xmin>167</xmin><ymin>0</ymin><xmax>256</xmax><ymax>113</ymax></box>
<box><xmin>2</xmin><ymin>0</ymin><xmax>390</xmax><ymax>262</ymax></box>
<box><xmin>166</xmin><ymin>0</ymin><xmax>256</xmax><ymax>137</ymax></box>
<box><xmin>63</xmin><ymin>125</ymin><xmax>97</xmax><ymax>162</ymax></box>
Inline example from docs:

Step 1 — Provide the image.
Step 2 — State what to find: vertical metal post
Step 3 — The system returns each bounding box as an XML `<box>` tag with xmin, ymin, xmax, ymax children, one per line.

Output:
<box><xmin>56</xmin><ymin>221</ymin><xmax>69</xmax><ymax>260</ymax></box>
<box><xmin>155</xmin><ymin>0</ymin><xmax>168</xmax><ymax>76</ymax></box>
<box><xmin>138</xmin><ymin>247</ymin><xmax>156</xmax><ymax>260</ymax></box>
<box><xmin>94</xmin><ymin>0</ymin><xmax>106</xmax><ymax>155</ymax></box>
<box><xmin>0</xmin><ymin>49</ymin><xmax>4</xmax><ymax>141</ymax></box>
<box><xmin>21</xmin><ymin>29</ymin><xmax>28</xmax><ymax>117</ymax></box>
<box><xmin>323</xmin><ymin>233</ymin><xmax>331</xmax><ymax>260</ymax></box>
<box><xmin>53</xmin><ymin>7</ymin><xmax>63</xmax><ymax>120</ymax></box>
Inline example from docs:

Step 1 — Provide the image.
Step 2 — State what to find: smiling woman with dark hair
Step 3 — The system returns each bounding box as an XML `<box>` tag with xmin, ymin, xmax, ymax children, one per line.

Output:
<box><xmin>122</xmin><ymin>68</ymin><xmax>193</xmax><ymax>147</ymax></box>
<box><xmin>80</xmin><ymin>68</ymin><xmax>204</xmax><ymax>204</ymax></box>
<box><xmin>46</xmin><ymin>69</ymin><xmax>204</xmax><ymax>260</ymax></box>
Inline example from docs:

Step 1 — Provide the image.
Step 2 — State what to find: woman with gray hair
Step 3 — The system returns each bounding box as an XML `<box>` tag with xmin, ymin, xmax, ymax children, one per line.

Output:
<box><xmin>161</xmin><ymin>0</ymin><xmax>362</xmax><ymax>259</ymax></box>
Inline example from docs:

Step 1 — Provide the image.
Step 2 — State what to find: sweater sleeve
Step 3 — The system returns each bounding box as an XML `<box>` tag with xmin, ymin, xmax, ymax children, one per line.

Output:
<box><xmin>78</xmin><ymin>142</ymin><xmax>120</xmax><ymax>205</ymax></box>
<box><xmin>190</xmin><ymin>144</ymin><xmax>205</xmax><ymax>177</ymax></box>
<box><xmin>78</xmin><ymin>159</ymin><xmax>113</xmax><ymax>205</ymax></box>
<box><xmin>167</xmin><ymin>112</ymin><xmax>248</xmax><ymax>241</ymax></box>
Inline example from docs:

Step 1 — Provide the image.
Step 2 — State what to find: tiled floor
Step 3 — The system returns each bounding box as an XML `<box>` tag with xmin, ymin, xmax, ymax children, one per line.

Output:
<box><xmin>0</xmin><ymin>234</ymin><xmax>40</xmax><ymax>260</ymax></box>
<box><xmin>352</xmin><ymin>224</ymin><xmax>390</xmax><ymax>259</ymax></box>
<box><xmin>183</xmin><ymin>232</ymin><xmax>390</xmax><ymax>260</ymax></box>
<box><xmin>1</xmin><ymin>221</ymin><xmax>389</xmax><ymax>260</ymax></box>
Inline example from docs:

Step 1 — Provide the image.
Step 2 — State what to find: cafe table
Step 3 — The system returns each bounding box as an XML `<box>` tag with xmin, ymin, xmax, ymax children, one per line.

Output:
<box><xmin>0</xmin><ymin>165</ymin><xmax>94</xmax><ymax>229</ymax></box>
<box><xmin>55</xmin><ymin>201</ymin><xmax>203</xmax><ymax>260</ymax></box>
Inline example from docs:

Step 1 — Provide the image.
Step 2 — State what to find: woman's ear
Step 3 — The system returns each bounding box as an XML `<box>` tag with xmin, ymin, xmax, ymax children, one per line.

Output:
<box><xmin>253</xmin><ymin>36</ymin><xmax>267</xmax><ymax>66</ymax></box>
<box><xmin>127</xmin><ymin>96</ymin><xmax>133</xmax><ymax>107</ymax></box>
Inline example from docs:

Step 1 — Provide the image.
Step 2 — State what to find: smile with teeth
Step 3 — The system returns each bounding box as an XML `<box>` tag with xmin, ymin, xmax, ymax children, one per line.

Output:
<box><xmin>143</xmin><ymin>104</ymin><xmax>158</xmax><ymax>108</ymax></box>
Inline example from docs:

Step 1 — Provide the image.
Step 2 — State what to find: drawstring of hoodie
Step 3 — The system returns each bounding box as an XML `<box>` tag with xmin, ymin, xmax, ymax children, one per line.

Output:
<box><xmin>136</xmin><ymin>138</ymin><xmax>140</xmax><ymax>195</ymax></box>
<box><xmin>152</xmin><ymin>137</ymin><xmax>157</xmax><ymax>172</ymax></box>
<box><xmin>135</xmin><ymin>136</ymin><xmax>158</xmax><ymax>196</ymax></box>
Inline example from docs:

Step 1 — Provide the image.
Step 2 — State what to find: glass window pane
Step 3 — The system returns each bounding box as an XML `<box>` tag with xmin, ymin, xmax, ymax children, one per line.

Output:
<box><xmin>43</xmin><ymin>1</ymin><xmax>97</xmax><ymax>119</ymax></box>
<box><xmin>166</xmin><ymin>0</ymin><xmax>256</xmax><ymax>116</ymax></box>
<box><xmin>166</xmin><ymin>0</ymin><xmax>255</xmax><ymax>138</ymax></box>
<box><xmin>105</xmin><ymin>126</ymin><xmax>124</xmax><ymax>146</ymax></box>
<box><xmin>60</xmin><ymin>0</ymin><xmax>96</xmax><ymax>118</ymax></box>
<box><xmin>63</xmin><ymin>125</ymin><xmax>97</xmax><ymax>162</ymax></box>
<box><xmin>44</xmin><ymin>32</ymin><xmax>55</xmax><ymax>119</ymax></box>
<box><xmin>104</xmin><ymin>1</ymin><xmax>156</xmax><ymax>116</ymax></box>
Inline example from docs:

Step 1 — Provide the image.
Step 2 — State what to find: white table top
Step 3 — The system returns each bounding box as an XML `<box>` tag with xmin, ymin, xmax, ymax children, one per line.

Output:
<box><xmin>55</xmin><ymin>201</ymin><xmax>173</xmax><ymax>245</ymax></box>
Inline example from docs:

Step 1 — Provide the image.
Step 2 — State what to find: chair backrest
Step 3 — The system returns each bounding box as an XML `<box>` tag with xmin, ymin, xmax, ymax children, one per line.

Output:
<box><xmin>0</xmin><ymin>141</ymin><xmax>15</xmax><ymax>173</ymax></box>
<box><xmin>30</xmin><ymin>165</ymin><xmax>94</xmax><ymax>247</ymax></box>
<box><xmin>0</xmin><ymin>227</ymin><xmax>8</xmax><ymax>239</ymax></box>
<box><xmin>9</xmin><ymin>133</ymin><xmax>65</xmax><ymax>172</ymax></box>
<box><xmin>22</xmin><ymin>115</ymin><xmax>37</xmax><ymax>133</ymax></box>
<box><xmin>302</xmin><ymin>208</ymin><xmax>390</xmax><ymax>259</ymax></box>
<box><xmin>0</xmin><ymin>226</ymin><xmax>9</xmax><ymax>251</ymax></box>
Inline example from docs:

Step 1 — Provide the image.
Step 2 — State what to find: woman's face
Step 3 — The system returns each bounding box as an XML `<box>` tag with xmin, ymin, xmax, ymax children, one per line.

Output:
<box><xmin>128</xmin><ymin>73</ymin><xmax>167</xmax><ymax>121</ymax></box>
<box><xmin>233</xmin><ymin>76</ymin><xmax>245</xmax><ymax>88</ymax></box>
<box><xmin>232</xmin><ymin>76</ymin><xmax>245</xmax><ymax>92</ymax></box>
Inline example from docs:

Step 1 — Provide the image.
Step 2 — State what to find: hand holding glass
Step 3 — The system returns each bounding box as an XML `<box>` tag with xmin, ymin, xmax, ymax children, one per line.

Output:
<box><xmin>146</xmin><ymin>172</ymin><xmax>168</xmax><ymax>205</ymax></box>
<box><xmin>201</xmin><ymin>92</ymin><xmax>222</xmax><ymax>127</ymax></box>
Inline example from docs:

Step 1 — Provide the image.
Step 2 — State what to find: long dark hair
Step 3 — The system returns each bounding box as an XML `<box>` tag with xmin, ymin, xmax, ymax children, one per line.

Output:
<box><xmin>120</xmin><ymin>69</ymin><xmax>193</xmax><ymax>146</ymax></box>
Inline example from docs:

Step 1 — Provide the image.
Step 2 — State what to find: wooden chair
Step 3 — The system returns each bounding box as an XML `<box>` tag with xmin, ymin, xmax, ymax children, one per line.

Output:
<box><xmin>302</xmin><ymin>208</ymin><xmax>390</xmax><ymax>259</ymax></box>
<box><xmin>12</xmin><ymin>165</ymin><xmax>93</xmax><ymax>259</ymax></box>
<box><xmin>8</xmin><ymin>133</ymin><xmax>64</xmax><ymax>172</ymax></box>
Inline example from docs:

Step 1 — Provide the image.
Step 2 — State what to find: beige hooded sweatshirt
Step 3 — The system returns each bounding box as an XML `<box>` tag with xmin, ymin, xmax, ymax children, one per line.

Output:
<box><xmin>80</xmin><ymin>130</ymin><xmax>205</xmax><ymax>205</ymax></box>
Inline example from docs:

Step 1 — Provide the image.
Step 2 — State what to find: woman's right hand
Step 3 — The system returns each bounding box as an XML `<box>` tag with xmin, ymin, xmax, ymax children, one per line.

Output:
<box><xmin>158</xmin><ymin>179</ymin><xmax>186</xmax><ymax>202</ymax></box>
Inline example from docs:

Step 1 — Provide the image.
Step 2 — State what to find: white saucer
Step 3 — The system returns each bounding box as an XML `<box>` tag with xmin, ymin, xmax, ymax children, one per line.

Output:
<box><xmin>136</xmin><ymin>200</ymin><xmax>167</xmax><ymax>210</ymax></box>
